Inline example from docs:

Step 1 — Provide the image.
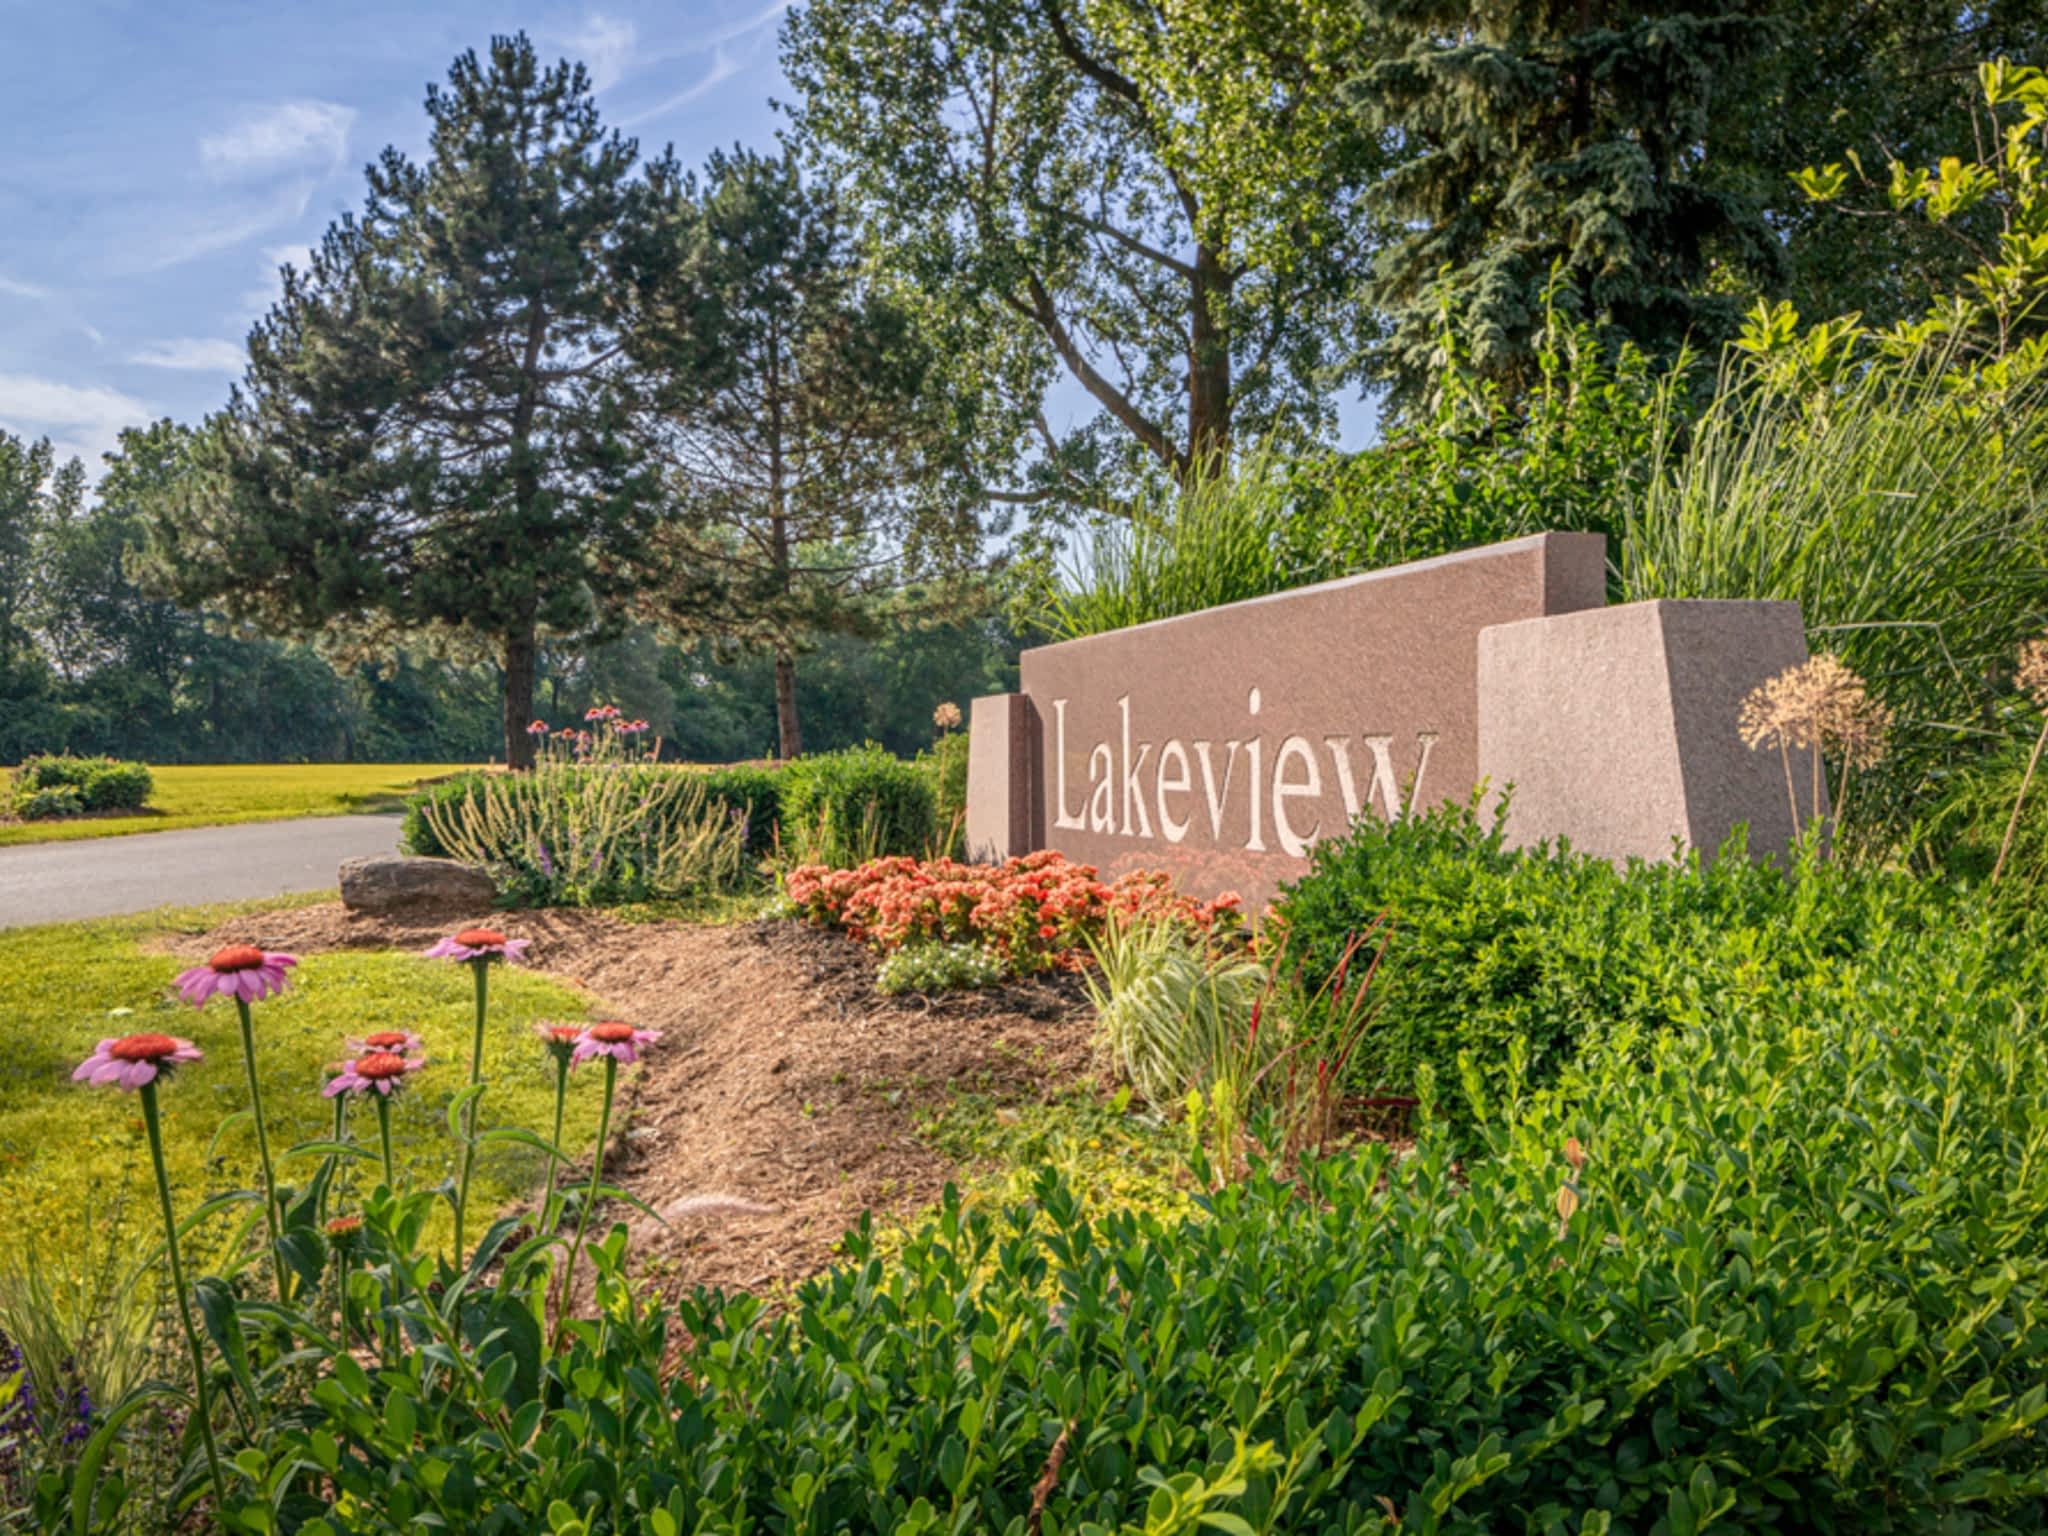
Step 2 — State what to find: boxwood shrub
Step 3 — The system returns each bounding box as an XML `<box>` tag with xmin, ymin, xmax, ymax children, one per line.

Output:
<box><xmin>8</xmin><ymin>754</ymin><xmax>153</xmax><ymax>818</ymax></box>
<box><xmin>779</xmin><ymin>743</ymin><xmax>938</xmax><ymax>866</ymax></box>
<box><xmin>1270</xmin><ymin>799</ymin><xmax>1971</xmax><ymax>1112</ymax></box>
<box><xmin>245</xmin><ymin>914</ymin><xmax>2048</xmax><ymax>1532</ymax></box>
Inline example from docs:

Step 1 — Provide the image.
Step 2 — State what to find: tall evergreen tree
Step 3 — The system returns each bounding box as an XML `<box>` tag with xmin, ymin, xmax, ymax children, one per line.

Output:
<box><xmin>145</xmin><ymin>35</ymin><xmax>681</xmax><ymax>768</ymax></box>
<box><xmin>634</xmin><ymin>149</ymin><xmax>981</xmax><ymax>759</ymax></box>
<box><xmin>1354</xmin><ymin>1</ymin><xmax>1780</xmax><ymax>405</ymax></box>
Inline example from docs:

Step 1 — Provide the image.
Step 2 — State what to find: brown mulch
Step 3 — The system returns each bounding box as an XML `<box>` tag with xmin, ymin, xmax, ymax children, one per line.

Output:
<box><xmin>181</xmin><ymin>902</ymin><xmax>1097</xmax><ymax>1298</ymax></box>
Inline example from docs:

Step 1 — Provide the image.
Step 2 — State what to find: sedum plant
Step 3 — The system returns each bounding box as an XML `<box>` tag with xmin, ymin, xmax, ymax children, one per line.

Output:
<box><xmin>876</xmin><ymin>942</ymin><xmax>1008</xmax><ymax>995</ymax></box>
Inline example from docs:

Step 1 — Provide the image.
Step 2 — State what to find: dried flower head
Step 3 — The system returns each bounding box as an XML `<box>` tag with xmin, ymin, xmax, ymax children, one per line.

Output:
<box><xmin>2017</xmin><ymin>636</ymin><xmax>2048</xmax><ymax>712</ymax></box>
<box><xmin>325</xmin><ymin>1214</ymin><xmax>362</xmax><ymax>1240</ymax></box>
<box><xmin>933</xmin><ymin>700</ymin><xmax>963</xmax><ymax>732</ymax></box>
<box><xmin>1739</xmin><ymin>653</ymin><xmax>1892</xmax><ymax>768</ymax></box>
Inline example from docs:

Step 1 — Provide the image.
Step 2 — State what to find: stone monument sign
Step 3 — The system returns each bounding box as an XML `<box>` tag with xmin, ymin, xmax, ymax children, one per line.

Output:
<box><xmin>966</xmin><ymin>532</ymin><xmax>1816</xmax><ymax>907</ymax></box>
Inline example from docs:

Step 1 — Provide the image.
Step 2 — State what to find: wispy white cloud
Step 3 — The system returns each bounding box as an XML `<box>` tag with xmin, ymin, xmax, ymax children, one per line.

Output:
<box><xmin>565</xmin><ymin>12</ymin><xmax>637</xmax><ymax>92</ymax></box>
<box><xmin>201</xmin><ymin>99</ymin><xmax>356</xmax><ymax>175</ymax></box>
<box><xmin>620</xmin><ymin>47</ymin><xmax>740</xmax><ymax>127</ymax></box>
<box><xmin>131</xmin><ymin>338</ymin><xmax>247</xmax><ymax>372</ymax></box>
<box><xmin>0</xmin><ymin>273</ymin><xmax>49</xmax><ymax>300</ymax></box>
<box><xmin>0</xmin><ymin>373</ymin><xmax>154</xmax><ymax>472</ymax></box>
<box><xmin>130</xmin><ymin>180</ymin><xmax>315</xmax><ymax>274</ymax></box>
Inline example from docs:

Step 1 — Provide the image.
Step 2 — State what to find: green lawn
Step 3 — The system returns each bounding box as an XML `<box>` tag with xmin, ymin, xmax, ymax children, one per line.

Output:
<box><xmin>0</xmin><ymin>762</ymin><xmax>477</xmax><ymax>846</ymax></box>
<box><xmin>0</xmin><ymin>895</ymin><xmax>609</xmax><ymax>1279</ymax></box>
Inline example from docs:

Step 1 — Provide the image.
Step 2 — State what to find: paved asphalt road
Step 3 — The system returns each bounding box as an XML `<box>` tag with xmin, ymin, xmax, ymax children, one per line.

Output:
<box><xmin>0</xmin><ymin>814</ymin><xmax>404</xmax><ymax>928</ymax></box>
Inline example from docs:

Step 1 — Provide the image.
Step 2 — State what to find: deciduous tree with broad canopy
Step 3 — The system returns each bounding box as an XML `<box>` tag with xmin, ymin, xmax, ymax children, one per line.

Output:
<box><xmin>781</xmin><ymin>0</ymin><xmax>1382</xmax><ymax>491</ymax></box>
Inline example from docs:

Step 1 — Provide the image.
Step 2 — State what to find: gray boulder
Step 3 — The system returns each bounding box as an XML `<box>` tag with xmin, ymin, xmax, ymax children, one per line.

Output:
<box><xmin>339</xmin><ymin>854</ymin><xmax>497</xmax><ymax>917</ymax></box>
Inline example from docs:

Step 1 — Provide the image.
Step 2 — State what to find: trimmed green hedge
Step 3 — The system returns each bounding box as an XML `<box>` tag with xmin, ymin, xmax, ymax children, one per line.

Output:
<box><xmin>247</xmin><ymin>903</ymin><xmax>2048</xmax><ymax>1531</ymax></box>
<box><xmin>777</xmin><ymin>744</ymin><xmax>939</xmax><ymax>866</ymax></box>
<box><xmin>1271</xmin><ymin>800</ymin><xmax>1968</xmax><ymax>1112</ymax></box>
<box><xmin>8</xmin><ymin>754</ymin><xmax>153</xmax><ymax>819</ymax></box>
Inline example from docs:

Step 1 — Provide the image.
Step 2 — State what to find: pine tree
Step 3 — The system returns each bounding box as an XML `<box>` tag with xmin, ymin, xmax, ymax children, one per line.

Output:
<box><xmin>1356</xmin><ymin>1</ymin><xmax>1780</xmax><ymax>405</ymax></box>
<box><xmin>633</xmin><ymin>149</ymin><xmax>980</xmax><ymax>760</ymax></box>
<box><xmin>146</xmin><ymin>35</ymin><xmax>681</xmax><ymax>769</ymax></box>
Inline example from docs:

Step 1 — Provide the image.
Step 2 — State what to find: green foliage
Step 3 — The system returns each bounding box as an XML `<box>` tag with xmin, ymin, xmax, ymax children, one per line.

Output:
<box><xmin>403</xmin><ymin>765</ymin><xmax>783</xmax><ymax>865</ymax></box>
<box><xmin>1036</xmin><ymin>447</ymin><xmax>1298</xmax><ymax>640</ymax></box>
<box><xmin>132</xmin><ymin>951</ymin><xmax>2048</xmax><ymax>1532</ymax></box>
<box><xmin>778</xmin><ymin>744</ymin><xmax>938</xmax><ymax>866</ymax></box>
<box><xmin>1272</xmin><ymin>799</ymin><xmax>1992</xmax><ymax>1113</ymax></box>
<box><xmin>782</xmin><ymin>0</ymin><xmax>1379</xmax><ymax>483</ymax></box>
<box><xmin>147</xmin><ymin>36</ymin><xmax>683</xmax><ymax>769</ymax></box>
<box><xmin>919</xmin><ymin>729</ymin><xmax>971</xmax><ymax>858</ymax></box>
<box><xmin>1620</xmin><ymin>350</ymin><xmax>2048</xmax><ymax>845</ymax></box>
<box><xmin>8</xmin><ymin>756</ymin><xmax>152</xmax><ymax>819</ymax></box>
<box><xmin>1082</xmin><ymin>916</ymin><xmax>1264</xmax><ymax>1114</ymax></box>
<box><xmin>874</xmin><ymin>941</ymin><xmax>1008</xmax><ymax>996</ymax></box>
<box><xmin>417</xmin><ymin>764</ymin><xmax>751</xmax><ymax>907</ymax></box>
<box><xmin>1036</xmin><ymin>313</ymin><xmax>1670</xmax><ymax>639</ymax></box>
<box><xmin>1352</xmin><ymin>0</ymin><xmax>1778</xmax><ymax>403</ymax></box>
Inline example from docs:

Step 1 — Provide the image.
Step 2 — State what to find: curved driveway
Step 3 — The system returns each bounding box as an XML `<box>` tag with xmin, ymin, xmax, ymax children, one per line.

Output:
<box><xmin>0</xmin><ymin>815</ymin><xmax>402</xmax><ymax>928</ymax></box>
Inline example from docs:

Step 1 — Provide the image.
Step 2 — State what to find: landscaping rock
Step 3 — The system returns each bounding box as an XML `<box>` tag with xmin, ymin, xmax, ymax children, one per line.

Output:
<box><xmin>339</xmin><ymin>854</ymin><xmax>496</xmax><ymax>917</ymax></box>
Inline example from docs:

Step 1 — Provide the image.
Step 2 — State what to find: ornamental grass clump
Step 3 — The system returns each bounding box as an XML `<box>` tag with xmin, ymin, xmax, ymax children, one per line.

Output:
<box><xmin>420</xmin><ymin>754</ymin><xmax>749</xmax><ymax>906</ymax></box>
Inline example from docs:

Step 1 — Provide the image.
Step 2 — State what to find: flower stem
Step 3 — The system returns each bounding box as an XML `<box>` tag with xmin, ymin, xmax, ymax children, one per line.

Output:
<box><xmin>374</xmin><ymin>1093</ymin><xmax>395</xmax><ymax>1191</ymax></box>
<box><xmin>321</xmin><ymin>1092</ymin><xmax>348</xmax><ymax>1227</ymax></box>
<box><xmin>541</xmin><ymin>1054</ymin><xmax>569</xmax><ymax>1231</ymax></box>
<box><xmin>453</xmin><ymin>959</ymin><xmax>490</xmax><ymax>1261</ymax></box>
<box><xmin>234</xmin><ymin>997</ymin><xmax>285</xmax><ymax>1300</ymax></box>
<box><xmin>140</xmin><ymin>1080</ymin><xmax>229</xmax><ymax>1518</ymax></box>
<box><xmin>557</xmin><ymin>1058</ymin><xmax>616</xmax><ymax>1331</ymax></box>
<box><xmin>1992</xmin><ymin>718</ymin><xmax>2048</xmax><ymax>887</ymax></box>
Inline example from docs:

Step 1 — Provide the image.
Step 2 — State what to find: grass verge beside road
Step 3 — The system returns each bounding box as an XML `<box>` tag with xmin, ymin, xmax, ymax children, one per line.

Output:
<box><xmin>0</xmin><ymin>894</ymin><xmax>602</xmax><ymax>1278</ymax></box>
<box><xmin>0</xmin><ymin>762</ymin><xmax>474</xmax><ymax>846</ymax></box>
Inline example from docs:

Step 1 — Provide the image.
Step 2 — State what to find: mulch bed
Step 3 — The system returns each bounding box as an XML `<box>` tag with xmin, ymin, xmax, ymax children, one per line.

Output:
<box><xmin>179</xmin><ymin>903</ymin><xmax>1098</xmax><ymax>1298</ymax></box>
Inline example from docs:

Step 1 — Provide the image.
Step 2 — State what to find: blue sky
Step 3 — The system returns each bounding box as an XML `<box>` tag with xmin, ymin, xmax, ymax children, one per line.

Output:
<box><xmin>0</xmin><ymin>1</ymin><xmax>794</xmax><ymax>472</ymax></box>
<box><xmin>0</xmin><ymin>0</ymin><xmax>1371</xmax><ymax>479</ymax></box>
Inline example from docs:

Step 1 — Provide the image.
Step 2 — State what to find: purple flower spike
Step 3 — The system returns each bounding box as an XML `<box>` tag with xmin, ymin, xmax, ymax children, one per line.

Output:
<box><xmin>174</xmin><ymin>945</ymin><xmax>297</xmax><ymax>1008</ymax></box>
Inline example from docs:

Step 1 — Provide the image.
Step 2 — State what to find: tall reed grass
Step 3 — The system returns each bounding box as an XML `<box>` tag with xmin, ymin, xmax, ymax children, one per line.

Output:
<box><xmin>1621</xmin><ymin>353</ymin><xmax>2048</xmax><ymax>843</ymax></box>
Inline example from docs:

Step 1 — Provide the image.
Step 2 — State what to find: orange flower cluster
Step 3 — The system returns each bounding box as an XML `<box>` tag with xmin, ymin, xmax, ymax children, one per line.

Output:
<box><xmin>786</xmin><ymin>850</ymin><xmax>1240</xmax><ymax>972</ymax></box>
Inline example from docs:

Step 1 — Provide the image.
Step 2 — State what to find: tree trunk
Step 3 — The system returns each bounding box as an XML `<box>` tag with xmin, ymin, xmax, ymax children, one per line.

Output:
<box><xmin>1187</xmin><ymin>242</ymin><xmax>1233</xmax><ymax>473</ymax></box>
<box><xmin>503</xmin><ymin>627</ymin><xmax>538</xmax><ymax>771</ymax></box>
<box><xmin>774</xmin><ymin>650</ymin><xmax>802</xmax><ymax>760</ymax></box>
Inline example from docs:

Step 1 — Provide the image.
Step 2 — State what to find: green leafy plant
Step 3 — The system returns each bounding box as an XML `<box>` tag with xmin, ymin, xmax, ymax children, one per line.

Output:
<box><xmin>777</xmin><ymin>744</ymin><xmax>938</xmax><ymax>868</ymax></box>
<box><xmin>875</xmin><ymin>942</ymin><xmax>1008</xmax><ymax>996</ymax></box>
<box><xmin>1082</xmin><ymin>914</ymin><xmax>1265</xmax><ymax>1115</ymax></box>
<box><xmin>419</xmin><ymin>765</ymin><xmax>749</xmax><ymax>907</ymax></box>
<box><xmin>8</xmin><ymin>756</ymin><xmax>153</xmax><ymax>820</ymax></box>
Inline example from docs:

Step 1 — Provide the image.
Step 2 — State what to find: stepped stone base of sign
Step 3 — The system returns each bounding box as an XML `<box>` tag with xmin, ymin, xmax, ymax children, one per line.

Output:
<box><xmin>1477</xmin><ymin>599</ymin><xmax>1821</xmax><ymax>865</ymax></box>
<box><xmin>965</xmin><ymin>693</ymin><xmax>1038</xmax><ymax>862</ymax></box>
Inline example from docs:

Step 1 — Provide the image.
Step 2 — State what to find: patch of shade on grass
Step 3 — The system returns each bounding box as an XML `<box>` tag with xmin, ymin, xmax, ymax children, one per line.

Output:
<box><xmin>0</xmin><ymin>763</ymin><xmax>476</xmax><ymax>846</ymax></box>
<box><xmin>0</xmin><ymin>895</ymin><xmax>607</xmax><ymax>1277</ymax></box>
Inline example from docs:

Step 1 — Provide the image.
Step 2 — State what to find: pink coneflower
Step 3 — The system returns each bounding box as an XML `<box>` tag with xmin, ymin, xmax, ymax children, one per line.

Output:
<box><xmin>526</xmin><ymin>718</ymin><xmax>549</xmax><ymax>735</ymax></box>
<box><xmin>348</xmin><ymin>1029</ymin><xmax>425</xmax><ymax>1056</ymax></box>
<box><xmin>72</xmin><ymin>1033</ymin><xmax>202</xmax><ymax>1091</ymax></box>
<box><xmin>571</xmin><ymin>1020</ymin><xmax>660</xmax><ymax>1068</ymax></box>
<box><xmin>423</xmin><ymin>928</ymin><xmax>529</xmax><ymax>963</ymax></box>
<box><xmin>535</xmin><ymin>1022</ymin><xmax>583</xmax><ymax>1063</ymax></box>
<box><xmin>323</xmin><ymin>1051</ymin><xmax>424</xmax><ymax>1098</ymax></box>
<box><xmin>174</xmin><ymin>945</ymin><xmax>297</xmax><ymax>1007</ymax></box>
